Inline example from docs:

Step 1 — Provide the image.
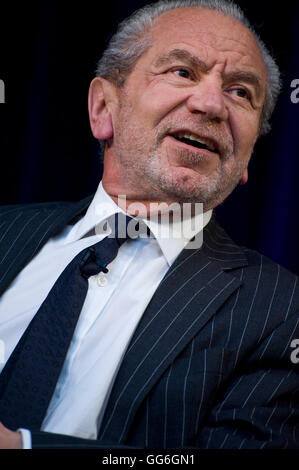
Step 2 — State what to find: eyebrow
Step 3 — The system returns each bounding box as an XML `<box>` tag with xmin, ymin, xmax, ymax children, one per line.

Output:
<box><xmin>153</xmin><ymin>48</ymin><xmax>264</xmax><ymax>100</ymax></box>
<box><xmin>154</xmin><ymin>49</ymin><xmax>209</xmax><ymax>72</ymax></box>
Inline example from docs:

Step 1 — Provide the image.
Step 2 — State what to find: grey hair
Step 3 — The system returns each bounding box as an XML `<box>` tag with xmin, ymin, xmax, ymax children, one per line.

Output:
<box><xmin>96</xmin><ymin>0</ymin><xmax>281</xmax><ymax>136</ymax></box>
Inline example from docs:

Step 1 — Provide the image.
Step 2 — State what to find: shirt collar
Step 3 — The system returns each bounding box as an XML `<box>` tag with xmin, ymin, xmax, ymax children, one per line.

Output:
<box><xmin>65</xmin><ymin>181</ymin><xmax>212</xmax><ymax>266</ymax></box>
<box><xmin>145</xmin><ymin>208</ymin><xmax>212</xmax><ymax>265</ymax></box>
<box><xmin>64</xmin><ymin>182</ymin><xmax>125</xmax><ymax>243</ymax></box>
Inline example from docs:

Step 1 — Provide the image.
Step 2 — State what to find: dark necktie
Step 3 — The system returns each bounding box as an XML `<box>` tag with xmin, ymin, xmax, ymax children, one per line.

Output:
<box><xmin>0</xmin><ymin>213</ymin><xmax>135</xmax><ymax>431</ymax></box>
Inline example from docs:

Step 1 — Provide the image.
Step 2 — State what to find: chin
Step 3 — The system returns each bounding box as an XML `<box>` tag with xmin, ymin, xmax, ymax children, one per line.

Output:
<box><xmin>161</xmin><ymin>167</ymin><xmax>215</xmax><ymax>193</ymax></box>
<box><xmin>155</xmin><ymin>170</ymin><xmax>238</xmax><ymax>210</ymax></box>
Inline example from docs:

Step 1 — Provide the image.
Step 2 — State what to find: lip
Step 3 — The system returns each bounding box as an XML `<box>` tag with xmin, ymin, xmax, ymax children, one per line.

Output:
<box><xmin>166</xmin><ymin>134</ymin><xmax>220</xmax><ymax>157</ymax></box>
<box><xmin>168</xmin><ymin>129</ymin><xmax>220</xmax><ymax>153</ymax></box>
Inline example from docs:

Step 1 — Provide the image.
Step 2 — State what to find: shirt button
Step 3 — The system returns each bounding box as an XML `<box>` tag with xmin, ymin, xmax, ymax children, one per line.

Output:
<box><xmin>97</xmin><ymin>272</ymin><xmax>107</xmax><ymax>286</ymax></box>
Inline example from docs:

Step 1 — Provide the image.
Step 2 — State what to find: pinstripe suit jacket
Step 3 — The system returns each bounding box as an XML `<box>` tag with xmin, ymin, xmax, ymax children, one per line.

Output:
<box><xmin>0</xmin><ymin>198</ymin><xmax>298</xmax><ymax>449</ymax></box>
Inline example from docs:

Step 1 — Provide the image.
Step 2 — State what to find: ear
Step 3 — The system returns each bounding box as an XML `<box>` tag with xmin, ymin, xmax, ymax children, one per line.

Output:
<box><xmin>88</xmin><ymin>77</ymin><xmax>118</xmax><ymax>140</ymax></box>
<box><xmin>239</xmin><ymin>169</ymin><xmax>248</xmax><ymax>185</ymax></box>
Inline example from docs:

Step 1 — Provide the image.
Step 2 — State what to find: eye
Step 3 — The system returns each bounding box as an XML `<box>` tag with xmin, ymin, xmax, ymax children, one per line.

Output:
<box><xmin>229</xmin><ymin>87</ymin><xmax>251</xmax><ymax>100</ymax></box>
<box><xmin>172</xmin><ymin>68</ymin><xmax>192</xmax><ymax>79</ymax></box>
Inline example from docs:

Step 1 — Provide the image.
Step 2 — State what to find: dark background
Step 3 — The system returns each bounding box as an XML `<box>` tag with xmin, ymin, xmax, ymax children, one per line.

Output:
<box><xmin>0</xmin><ymin>0</ymin><xmax>298</xmax><ymax>275</ymax></box>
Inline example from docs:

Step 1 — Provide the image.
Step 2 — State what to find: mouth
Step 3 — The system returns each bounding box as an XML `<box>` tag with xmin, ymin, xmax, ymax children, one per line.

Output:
<box><xmin>169</xmin><ymin>131</ymin><xmax>219</xmax><ymax>154</ymax></box>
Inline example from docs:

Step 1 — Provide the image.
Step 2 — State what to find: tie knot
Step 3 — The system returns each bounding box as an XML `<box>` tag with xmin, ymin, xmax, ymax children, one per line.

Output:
<box><xmin>109</xmin><ymin>213</ymin><xmax>137</xmax><ymax>246</ymax></box>
<box><xmin>80</xmin><ymin>213</ymin><xmax>143</xmax><ymax>279</ymax></box>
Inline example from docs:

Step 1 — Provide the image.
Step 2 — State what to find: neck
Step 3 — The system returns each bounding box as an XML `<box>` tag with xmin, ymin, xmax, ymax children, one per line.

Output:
<box><xmin>102</xmin><ymin>181</ymin><xmax>205</xmax><ymax>221</ymax></box>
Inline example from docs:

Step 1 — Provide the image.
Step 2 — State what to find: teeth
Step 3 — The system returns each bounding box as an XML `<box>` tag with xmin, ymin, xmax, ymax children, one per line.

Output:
<box><xmin>176</xmin><ymin>132</ymin><xmax>216</xmax><ymax>151</ymax></box>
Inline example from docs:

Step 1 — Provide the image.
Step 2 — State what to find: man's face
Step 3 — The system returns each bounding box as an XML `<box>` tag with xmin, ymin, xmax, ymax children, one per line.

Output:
<box><xmin>102</xmin><ymin>8</ymin><xmax>267</xmax><ymax>210</ymax></box>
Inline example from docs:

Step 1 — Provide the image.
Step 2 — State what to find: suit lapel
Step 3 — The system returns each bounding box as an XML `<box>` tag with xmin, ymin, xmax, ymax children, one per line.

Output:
<box><xmin>99</xmin><ymin>217</ymin><xmax>248</xmax><ymax>443</ymax></box>
<box><xmin>0</xmin><ymin>197</ymin><xmax>92</xmax><ymax>296</ymax></box>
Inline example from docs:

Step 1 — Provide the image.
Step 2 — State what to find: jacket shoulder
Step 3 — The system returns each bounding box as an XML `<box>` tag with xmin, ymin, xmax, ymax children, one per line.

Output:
<box><xmin>242</xmin><ymin>246</ymin><xmax>299</xmax><ymax>310</ymax></box>
<box><xmin>0</xmin><ymin>201</ymin><xmax>74</xmax><ymax>216</ymax></box>
<box><xmin>243</xmin><ymin>246</ymin><xmax>298</xmax><ymax>278</ymax></box>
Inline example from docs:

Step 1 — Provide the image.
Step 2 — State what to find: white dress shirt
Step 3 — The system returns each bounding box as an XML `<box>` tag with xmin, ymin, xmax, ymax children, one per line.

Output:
<box><xmin>0</xmin><ymin>183</ymin><xmax>212</xmax><ymax>447</ymax></box>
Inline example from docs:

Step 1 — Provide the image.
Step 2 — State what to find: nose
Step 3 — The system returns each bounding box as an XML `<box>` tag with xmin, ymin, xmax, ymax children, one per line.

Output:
<box><xmin>186</xmin><ymin>77</ymin><xmax>228</xmax><ymax>122</ymax></box>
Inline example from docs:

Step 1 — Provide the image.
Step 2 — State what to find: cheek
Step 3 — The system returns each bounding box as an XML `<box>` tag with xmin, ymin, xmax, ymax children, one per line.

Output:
<box><xmin>229</xmin><ymin>111</ymin><xmax>259</xmax><ymax>160</ymax></box>
<box><xmin>136</xmin><ymin>83</ymin><xmax>188</xmax><ymax>126</ymax></box>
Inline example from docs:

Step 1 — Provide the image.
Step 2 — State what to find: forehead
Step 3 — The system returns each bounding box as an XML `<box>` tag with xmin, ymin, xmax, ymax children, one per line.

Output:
<box><xmin>139</xmin><ymin>7</ymin><xmax>267</xmax><ymax>79</ymax></box>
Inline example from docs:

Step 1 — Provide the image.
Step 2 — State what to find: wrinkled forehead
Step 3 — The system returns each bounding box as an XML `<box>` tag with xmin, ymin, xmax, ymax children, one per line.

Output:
<box><xmin>144</xmin><ymin>7</ymin><xmax>267</xmax><ymax>79</ymax></box>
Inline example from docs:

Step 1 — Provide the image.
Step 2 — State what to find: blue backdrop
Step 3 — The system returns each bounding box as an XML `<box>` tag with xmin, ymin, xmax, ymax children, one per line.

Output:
<box><xmin>0</xmin><ymin>0</ymin><xmax>298</xmax><ymax>275</ymax></box>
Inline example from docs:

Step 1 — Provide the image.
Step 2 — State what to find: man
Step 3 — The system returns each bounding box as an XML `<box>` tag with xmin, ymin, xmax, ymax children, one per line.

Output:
<box><xmin>0</xmin><ymin>0</ymin><xmax>298</xmax><ymax>449</ymax></box>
